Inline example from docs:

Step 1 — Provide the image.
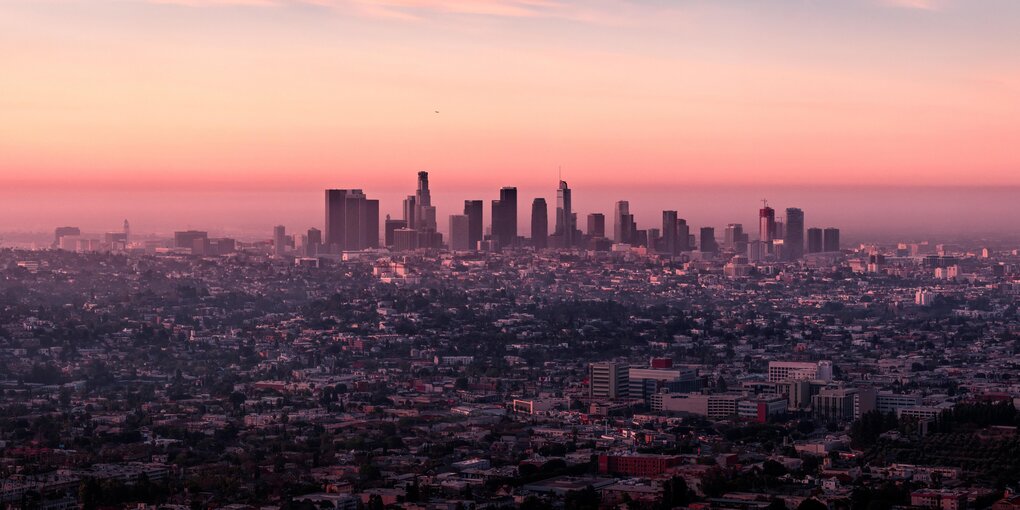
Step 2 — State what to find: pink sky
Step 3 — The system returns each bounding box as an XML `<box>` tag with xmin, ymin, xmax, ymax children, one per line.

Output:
<box><xmin>1</xmin><ymin>0</ymin><xmax>1019</xmax><ymax>191</ymax></box>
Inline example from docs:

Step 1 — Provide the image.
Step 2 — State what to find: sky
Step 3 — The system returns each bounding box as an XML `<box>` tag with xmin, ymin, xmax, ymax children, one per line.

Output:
<box><xmin>1</xmin><ymin>0</ymin><xmax>1020</xmax><ymax>241</ymax></box>
<box><xmin>2</xmin><ymin>0</ymin><xmax>1019</xmax><ymax>193</ymax></box>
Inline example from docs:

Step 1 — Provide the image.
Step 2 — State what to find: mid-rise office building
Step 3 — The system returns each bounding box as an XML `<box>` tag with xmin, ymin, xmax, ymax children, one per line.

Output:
<box><xmin>531</xmin><ymin>198</ymin><xmax>548</xmax><ymax>249</ymax></box>
<box><xmin>785</xmin><ymin>207</ymin><xmax>804</xmax><ymax>260</ymax></box>
<box><xmin>824</xmin><ymin>227</ymin><xmax>841</xmax><ymax>252</ymax></box>
<box><xmin>306</xmin><ymin>227</ymin><xmax>322</xmax><ymax>256</ymax></box>
<box><xmin>589</xmin><ymin>362</ymin><xmax>629</xmax><ymax>399</ymax></box>
<box><xmin>383</xmin><ymin>217</ymin><xmax>406</xmax><ymax>248</ymax></box>
<box><xmin>807</xmin><ymin>227</ymin><xmax>823</xmax><ymax>253</ymax></box>
<box><xmin>325</xmin><ymin>189</ymin><xmax>379</xmax><ymax>252</ymax></box>
<box><xmin>448</xmin><ymin>214</ymin><xmax>471</xmax><ymax>251</ymax></box>
<box><xmin>699</xmin><ymin>227</ymin><xmax>718</xmax><ymax>253</ymax></box>
<box><xmin>464</xmin><ymin>200</ymin><xmax>483</xmax><ymax>249</ymax></box>
<box><xmin>54</xmin><ymin>226</ymin><xmax>81</xmax><ymax>248</ymax></box>
<box><xmin>491</xmin><ymin>187</ymin><xmax>518</xmax><ymax>249</ymax></box>
<box><xmin>768</xmin><ymin>361</ymin><xmax>833</xmax><ymax>383</ymax></box>
<box><xmin>614</xmin><ymin>201</ymin><xmax>635</xmax><ymax>244</ymax></box>
<box><xmin>661</xmin><ymin>211</ymin><xmax>678</xmax><ymax>255</ymax></box>
<box><xmin>174</xmin><ymin>230</ymin><xmax>208</xmax><ymax>250</ymax></box>
<box><xmin>273</xmin><ymin>225</ymin><xmax>287</xmax><ymax>256</ymax></box>
<box><xmin>587</xmin><ymin>213</ymin><xmax>606</xmax><ymax>238</ymax></box>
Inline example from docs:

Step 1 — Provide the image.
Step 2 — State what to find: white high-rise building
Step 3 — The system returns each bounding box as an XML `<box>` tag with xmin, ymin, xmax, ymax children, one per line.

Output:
<box><xmin>767</xmin><ymin>361</ymin><xmax>833</xmax><ymax>383</ymax></box>
<box><xmin>589</xmin><ymin>362</ymin><xmax>629</xmax><ymax>400</ymax></box>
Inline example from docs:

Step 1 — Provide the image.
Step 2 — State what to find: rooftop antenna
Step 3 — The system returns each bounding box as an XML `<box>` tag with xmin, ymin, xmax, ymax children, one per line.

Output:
<box><xmin>558</xmin><ymin>165</ymin><xmax>562</xmax><ymax>182</ymax></box>
<box><xmin>761</xmin><ymin>198</ymin><xmax>769</xmax><ymax>209</ymax></box>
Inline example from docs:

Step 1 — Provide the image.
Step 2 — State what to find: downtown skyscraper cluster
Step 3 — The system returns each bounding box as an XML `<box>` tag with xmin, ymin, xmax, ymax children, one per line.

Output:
<box><xmin>317</xmin><ymin>171</ymin><xmax>841</xmax><ymax>261</ymax></box>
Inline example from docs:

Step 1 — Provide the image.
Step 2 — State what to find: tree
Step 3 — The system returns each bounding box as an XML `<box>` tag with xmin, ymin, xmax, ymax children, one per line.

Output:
<box><xmin>229</xmin><ymin>391</ymin><xmax>246</xmax><ymax>408</ymax></box>
<box><xmin>660</xmin><ymin>476</ymin><xmax>691</xmax><ymax>509</ymax></box>
<box><xmin>368</xmin><ymin>494</ymin><xmax>384</xmax><ymax>510</ymax></box>
<box><xmin>565</xmin><ymin>486</ymin><xmax>601</xmax><ymax>510</ymax></box>
<box><xmin>767</xmin><ymin>499</ymin><xmax>789</xmax><ymax>510</ymax></box>
<box><xmin>762</xmin><ymin>459</ymin><xmax>788</xmax><ymax>478</ymax></box>
<box><xmin>359</xmin><ymin>463</ymin><xmax>382</xmax><ymax>481</ymax></box>
<box><xmin>406</xmin><ymin>477</ymin><xmax>421</xmax><ymax>502</ymax></box>
<box><xmin>797</xmin><ymin>498</ymin><xmax>828</xmax><ymax>510</ymax></box>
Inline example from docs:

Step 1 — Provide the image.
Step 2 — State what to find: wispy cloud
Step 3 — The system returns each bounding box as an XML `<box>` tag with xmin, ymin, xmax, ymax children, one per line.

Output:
<box><xmin>880</xmin><ymin>0</ymin><xmax>943</xmax><ymax>10</ymax></box>
<box><xmin>144</xmin><ymin>0</ymin><xmax>595</xmax><ymax>20</ymax></box>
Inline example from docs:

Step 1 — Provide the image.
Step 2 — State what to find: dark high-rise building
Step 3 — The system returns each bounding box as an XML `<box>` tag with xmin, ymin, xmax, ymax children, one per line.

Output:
<box><xmin>614</xmin><ymin>201</ymin><xmax>628</xmax><ymax>243</ymax></box>
<box><xmin>662</xmin><ymin>210</ymin><xmax>678</xmax><ymax>255</ymax></box>
<box><xmin>464</xmin><ymin>200</ymin><xmax>483</xmax><ymax>249</ymax></box>
<box><xmin>785</xmin><ymin>207</ymin><xmax>805</xmax><ymax>260</ymax></box>
<box><xmin>823</xmin><ymin>227</ymin><xmax>841</xmax><ymax>253</ymax></box>
<box><xmin>532</xmin><ymin>198</ymin><xmax>548</xmax><ymax>249</ymax></box>
<box><xmin>273</xmin><ymin>225</ymin><xmax>287</xmax><ymax>256</ymax></box>
<box><xmin>384</xmin><ymin>217</ymin><xmax>406</xmax><ymax>248</ymax></box>
<box><xmin>306</xmin><ymin>227</ymin><xmax>322</xmax><ymax>256</ymax></box>
<box><xmin>724</xmin><ymin>223</ymin><xmax>748</xmax><ymax>254</ymax></box>
<box><xmin>587</xmin><ymin>213</ymin><xmax>605</xmax><ymax>238</ymax></box>
<box><xmin>448</xmin><ymin>215</ymin><xmax>470</xmax><ymax>251</ymax></box>
<box><xmin>325</xmin><ymin>189</ymin><xmax>379</xmax><ymax>252</ymax></box>
<box><xmin>414</xmin><ymin>171</ymin><xmax>437</xmax><ymax>232</ymax></box>
<box><xmin>807</xmin><ymin>227</ymin><xmax>823</xmax><ymax>253</ymax></box>
<box><xmin>555</xmin><ymin>180</ymin><xmax>573</xmax><ymax>248</ymax></box>
<box><xmin>759</xmin><ymin>203</ymin><xmax>776</xmax><ymax>242</ymax></box>
<box><xmin>402</xmin><ymin>195</ymin><xmax>416</xmax><ymax>230</ymax></box>
<box><xmin>174</xmin><ymin>230</ymin><xmax>208</xmax><ymax>250</ymax></box>
<box><xmin>54</xmin><ymin>226</ymin><xmax>81</xmax><ymax>247</ymax></box>
<box><xmin>491</xmin><ymin>187</ymin><xmax>517</xmax><ymax>248</ymax></box>
<box><xmin>614</xmin><ymin>201</ymin><xmax>635</xmax><ymax>244</ymax></box>
<box><xmin>677</xmin><ymin>219</ymin><xmax>691</xmax><ymax>251</ymax></box>
<box><xmin>393</xmin><ymin>228</ymin><xmax>418</xmax><ymax>251</ymax></box>
<box><xmin>700</xmin><ymin>227</ymin><xmax>718</xmax><ymax>253</ymax></box>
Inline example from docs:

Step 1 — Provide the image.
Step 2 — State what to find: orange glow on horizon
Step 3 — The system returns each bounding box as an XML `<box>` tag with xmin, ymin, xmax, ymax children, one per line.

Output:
<box><xmin>1</xmin><ymin>0</ymin><xmax>1019</xmax><ymax>191</ymax></box>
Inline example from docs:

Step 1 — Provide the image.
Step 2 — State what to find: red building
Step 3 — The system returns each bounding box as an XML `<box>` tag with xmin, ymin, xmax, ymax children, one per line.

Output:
<box><xmin>650</xmin><ymin>358</ymin><xmax>674</xmax><ymax>369</ymax></box>
<box><xmin>597</xmin><ymin>454</ymin><xmax>682</xmax><ymax>477</ymax></box>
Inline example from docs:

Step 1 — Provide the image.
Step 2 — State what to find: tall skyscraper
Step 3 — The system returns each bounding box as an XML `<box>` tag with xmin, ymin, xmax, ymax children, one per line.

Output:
<box><xmin>491</xmin><ymin>187</ymin><xmax>518</xmax><ymax>248</ymax></box>
<box><xmin>415</xmin><ymin>171</ymin><xmax>437</xmax><ymax>232</ymax></box>
<box><xmin>464</xmin><ymin>200</ymin><xmax>483</xmax><ymax>250</ymax></box>
<box><xmin>123</xmin><ymin>220</ymin><xmax>130</xmax><ymax>243</ymax></box>
<box><xmin>823</xmin><ymin>227</ymin><xmax>841</xmax><ymax>252</ymax></box>
<box><xmin>677</xmin><ymin>219</ymin><xmax>691</xmax><ymax>251</ymax></box>
<box><xmin>402</xmin><ymin>195</ymin><xmax>417</xmax><ymax>230</ymax></box>
<box><xmin>759</xmin><ymin>203</ymin><xmax>776</xmax><ymax>242</ymax></box>
<box><xmin>325</xmin><ymin>189</ymin><xmax>379</xmax><ymax>252</ymax></box>
<box><xmin>724</xmin><ymin>223</ymin><xmax>749</xmax><ymax>254</ymax></box>
<box><xmin>273</xmin><ymin>225</ymin><xmax>286</xmax><ymax>256</ymax></box>
<box><xmin>785</xmin><ymin>208</ymin><xmax>805</xmax><ymax>260</ymax></box>
<box><xmin>587</xmin><ymin>213</ymin><xmax>605</xmax><ymax>238</ymax></box>
<box><xmin>662</xmin><ymin>210</ymin><xmax>678</xmax><ymax>255</ymax></box>
<box><xmin>531</xmin><ymin>198</ymin><xmax>548</xmax><ymax>249</ymax></box>
<box><xmin>554</xmin><ymin>180</ymin><xmax>573</xmax><ymax>248</ymax></box>
<box><xmin>807</xmin><ymin>227</ymin><xmax>823</xmax><ymax>253</ymax></box>
<box><xmin>448</xmin><ymin>214</ymin><xmax>470</xmax><ymax>251</ymax></box>
<box><xmin>700</xmin><ymin>227</ymin><xmax>718</xmax><ymax>253</ymax></box>
<box><xmin>614</xmin><ymin>201</ymin><xmax>634</xmax><ymax>244</ymax></box>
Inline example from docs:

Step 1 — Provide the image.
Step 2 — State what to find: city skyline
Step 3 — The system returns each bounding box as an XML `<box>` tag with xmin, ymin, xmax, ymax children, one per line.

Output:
<box><xmin>4</xmin><ymin>183</ymin><xmax>1020</xmax><ymax>245</ymax></box>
